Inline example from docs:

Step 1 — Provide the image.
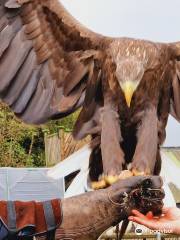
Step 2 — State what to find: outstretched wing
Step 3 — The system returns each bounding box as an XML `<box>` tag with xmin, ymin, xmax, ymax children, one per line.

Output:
<box><xmin>0</xmin><ymin>0</ymin><xmax>111</xmax><ymax>124</ymax></box>
<box><xmin>170</xmin><ymin>43</ymin><xmax>180</xmax><ymax>122</ymax></box>
<box><xmin>171</xmin><ymin>61</ymin><xmax>180</xmax><ymax>122</ymax></box>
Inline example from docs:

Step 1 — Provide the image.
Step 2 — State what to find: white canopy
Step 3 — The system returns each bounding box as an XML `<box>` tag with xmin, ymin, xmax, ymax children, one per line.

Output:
<box><xmin>0</xmin><ymin>168</ymin><xmax>64</xmax><ymax>201</ymax></box>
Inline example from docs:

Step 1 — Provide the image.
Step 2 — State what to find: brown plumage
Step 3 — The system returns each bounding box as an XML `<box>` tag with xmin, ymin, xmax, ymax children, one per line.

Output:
<box><xmin>0</xmin><ymin>0</ymin><xmax>180</xmax><ymax>186</ymax></box>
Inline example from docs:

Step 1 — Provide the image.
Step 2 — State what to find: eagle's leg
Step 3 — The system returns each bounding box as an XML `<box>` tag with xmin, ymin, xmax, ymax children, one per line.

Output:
<box><xmin>93</xmin><ymin>95</ymin><xmax>132</xmax><ymax>189</ymax></box>
<box><xmin>100</xmin><ymin>105</ymin><xmax>125</xmax><ymax>186</ymax></box>
<box><xmin>91</xmin><ymin>104</ymin><xmax>125</xmax><ymax>189</ymax></box>
<box><xmin>131</xmin><ymin>106</ymin><xmax>158</xmax><ymax>176</ymax></box>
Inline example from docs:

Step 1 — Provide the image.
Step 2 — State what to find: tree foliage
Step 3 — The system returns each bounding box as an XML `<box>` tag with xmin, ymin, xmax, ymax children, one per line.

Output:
<box><xmin>0</xmin><ymin>102</ymin><xmax>78</xmax><ymax>167</ymax></box>
<box><xmin>0</xmin><ymin>103</ymin><xmax>45</xmax><ymax>167</ymax></box>
<box><xmin>43</xmin><ymin>110</ymin><xmax>80</xmax><ymax>135</ymax></box>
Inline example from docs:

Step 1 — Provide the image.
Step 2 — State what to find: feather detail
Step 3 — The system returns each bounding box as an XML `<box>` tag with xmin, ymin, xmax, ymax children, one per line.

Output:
<box><xmin>3</xmin><ymin>50</ymin><xmax>36</xmax><ymax>105</ymax></box>
<box><xmin>0</xmin><ymin>17</ymin><xmax>22</xmax><ymax>57</ymax></box>
<box><xmin>0</xmin><ymin>29</ymin><xmax>32</xmax><ymax>95</ymax></box>
<box><xmin>12</xmin><ymin>65</ymin><xmax>42</xmax><ymax>113</ymax></box>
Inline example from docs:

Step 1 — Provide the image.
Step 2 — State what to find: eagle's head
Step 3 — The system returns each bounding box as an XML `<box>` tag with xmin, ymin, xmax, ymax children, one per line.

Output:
<box><xmin>116</xmin><ymin>57</ymin><xmax>145</xmax><ymax>107</ymax></box>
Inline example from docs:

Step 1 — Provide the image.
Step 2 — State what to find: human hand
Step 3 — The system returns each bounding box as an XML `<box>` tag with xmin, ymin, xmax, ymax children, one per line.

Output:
<box><xmin>129</xmin><ymin>207</ymin><xmax>180</xmax><ymax>235</ymax></box>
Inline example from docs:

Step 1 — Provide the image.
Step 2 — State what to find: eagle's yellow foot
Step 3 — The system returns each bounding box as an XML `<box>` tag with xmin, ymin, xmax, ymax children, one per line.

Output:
<box><xmin>91</xmin><ymin>179</ymin><xmax>107</xmax><ymax>190</ymax></box>
<box><xmin>91</xmin><ymin>176</ymin><xmax>120</xmax><ymax>189</ymax></box>
<box><xmin>118</xmin><ymin>170</ymin><xmax>133</xmax><ymax>179</ymax></box>
<box><xmin>91</xmin><ymin>176</ymin><xmax>118</xmax><ymax>190</ymax></box>
<box><xmin>91</xmin><ymin>170</ymin><xmax>134</xmax><ymax>190</ymax></box>
<box><xmin>132</xmin><ymin>168</ymin><xmax>149</xmax><ymax>176</ymax></box>
<box><xmin>104</xmin><ymin>175</ymin><xmax>120</xmax><ymax>185</ymax></box>
<box><xmin>105</xmin><ymin>170</ymin><xmax>133</xmax><ymax>185</ymax></box>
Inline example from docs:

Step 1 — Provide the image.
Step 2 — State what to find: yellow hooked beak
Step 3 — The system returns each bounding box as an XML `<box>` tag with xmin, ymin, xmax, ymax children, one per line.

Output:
<box><xmin>120</xmin><ymin>81</ymin><xmax>138</xmax><ymax>108</ymax></box>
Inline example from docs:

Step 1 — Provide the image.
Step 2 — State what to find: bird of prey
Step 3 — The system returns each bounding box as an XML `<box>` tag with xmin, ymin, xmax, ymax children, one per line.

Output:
<box><xmin>0</xmin><ymin>0</ymin><xmax>179</xmax><ymax>189</ymax></box>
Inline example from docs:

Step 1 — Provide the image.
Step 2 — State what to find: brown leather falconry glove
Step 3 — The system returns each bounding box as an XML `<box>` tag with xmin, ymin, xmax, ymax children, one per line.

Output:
<box><xmin>58</xmin><ymin>176</ymin><xmax>164</xmax><ymax>240</ymax></box>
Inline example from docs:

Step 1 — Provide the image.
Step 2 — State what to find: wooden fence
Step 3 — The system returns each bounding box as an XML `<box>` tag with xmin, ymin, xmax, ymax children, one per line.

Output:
<box><xmin>44</xmin><ymin>133</ymin><xmax>61</xmax><ymax>166</ymax></box>
<box><xmin>59</xmin><ymin>130</ymin><xmax>90</xmax><ymax>160</ymax></box>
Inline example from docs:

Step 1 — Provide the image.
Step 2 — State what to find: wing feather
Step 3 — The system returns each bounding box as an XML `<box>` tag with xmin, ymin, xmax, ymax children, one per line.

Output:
<box><xmin>0</xmin><ymin>29</ymin><xmax>32</xmax><ymax>94</ymax></box>
<box><xmin>3</xmin><ymin>50</ymin><xmax>36</xmax><ymax>105</ymax></box>
<box><xmin>0</xmin><ymin>0</ymin><xmax>110</xmax><ymax>124</ymax></box>
<box><xmin>0</xmin><ymin>17</ymin><xmax>22</xmax><ymax>57</ymax></box>
<box><xmin>12</xmin><ymin>66</ymin><xmax>42</xmax><ymax>113</ymax></box>
<box><xmin>170</xmin><ymin>61</ymin><xmax>180</xmax><ymax>122</ymax></box>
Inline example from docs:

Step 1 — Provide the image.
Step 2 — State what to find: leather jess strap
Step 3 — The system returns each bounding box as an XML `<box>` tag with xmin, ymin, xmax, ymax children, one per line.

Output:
<box><xmin>0</xmin><ymin>199</ymin><xmax>62</xmax><ymax>240</ymax></box>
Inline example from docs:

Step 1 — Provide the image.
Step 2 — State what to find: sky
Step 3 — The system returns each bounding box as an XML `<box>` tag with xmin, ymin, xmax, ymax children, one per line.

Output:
<box><xmin>61</xmin><ymin>0</ymin><xmax>180</xmax><ymax>146</ymax></box>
